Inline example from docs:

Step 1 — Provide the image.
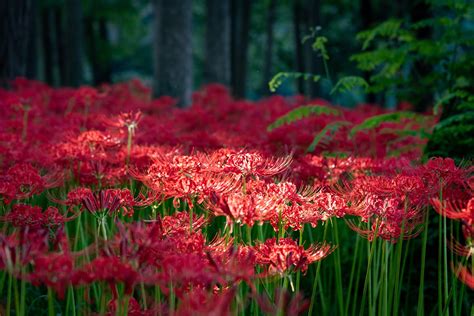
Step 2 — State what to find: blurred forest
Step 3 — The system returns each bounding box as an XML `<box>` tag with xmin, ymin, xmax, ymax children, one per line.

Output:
<box><xmin>1</xmin><ymin>0</ymin><xmax>473</xmax><ymax>110</ymax></box>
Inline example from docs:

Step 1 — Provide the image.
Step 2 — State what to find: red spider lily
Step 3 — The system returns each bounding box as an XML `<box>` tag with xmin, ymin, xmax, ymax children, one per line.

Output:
<box><xmin>78</xmin><ymin>188</ymin><xmax>146</xmax><ymax>217</ymax></box>
<box><xmin>0</xmin><ymin>204</ymin><xmax>76</xmax><ymax>230</ymax></box>
<box><xmin>0</xmin><ymin>163</ymin><xmax>62</xmax><ymax>204</ymax></box>
<box><xmin>448</xmin><ymin>237</ymin><xmax>473</xmax><ymax>258</ymax></box>
<box><xmin>0</xmin><ymin>229</ymin><xmax>49</xmax><ymax>271</ymax></box>
<box><xmin>254</xmin><ymin>237</ymin><xmax>333</xmax><ymax>275</ymax></box>
<box><xmin>423</xmin><ymin>157</ymin><xmax>471</xmax><ymax>190</ymax></box>
<box><xmin>205</xmin><ymin>245</ymin><xmax>256</xmax><ymax>286</ymax></box>
<box><xmin>175</xmin><ymin>286</ymin><xmax>236</xmax><ymax>316</ymax></box>
<box><xmin>28</xmin><ymin>252</ymin><xmax>75</xmax><ymax>299</ymax></box>
<box><xmin>432</xmin><ymin>198</ymin><xmax>474</xmax><ymax>240</ymax></box>
<box><xmin>75</xmin><ymin>255</ymin><xmax>139</xmax><ymax>295</ymax></box>
<box><xmin>107</xmin><ymin>297</ymin><xmax>157</xmax><ymax>316</ymax></box>
<box><xmin>161</xmin><ymin>211</ymin><xmax>207</xmax><ymax>235</ymax></box>
<box><xmin>104</xmin><ymin>111</ymin><xmax>143</xmax><ymax>134</ymax></box>
<box><xmin>452</xmin><ymin>263</ymin><xmax>474</xmax><ymax>289</ymax></box>
<box><xmin>254</xmin><ymin>287</ymin><xmax>309</xmax><ymax>316</ymax></box>
<box><xmin>222</xmin><ymin>151</ymin><xmax>293</xmax><ymax>177</ymax></box>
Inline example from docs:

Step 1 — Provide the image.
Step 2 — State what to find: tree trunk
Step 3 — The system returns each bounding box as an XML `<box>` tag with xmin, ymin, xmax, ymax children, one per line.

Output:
<box><xmin>153</xmin><ymin>0</ymin><xmax>193</xmax><ymax>107</ymax></box>
<box><xmin>307</xmin><ymin>0</ymin><xmax>321</xmax><ymax>98</ymax></box>
<box><xmin>293</xmin><ymin>0</ymin><xmax>306</xmax><ymax>95</ymax></box>
<box><xmin>26</xmin><ymin>0</ymin><xmax>38</xmax><ymax>79</ymax></box>
<box><xmin>0</xmin><ymin>0</ymin><xmax>32</xmax><ymax>87</ymax></box>
<box><xmin>54</xmin><ymin>8</ymin><xmax>67</xmax><ymax>86</ymax></box>
<box><xmin>360</xmin><ymin>0</ymin><xmax>377</xmax><ymax>103</ymax></box>
<box><xmin>204</xmin><ymin>0</ymin><xmax>230</xmax><ymax>86</ymax></box>
<box><xmin>64</xmin><ymin>0</ymin><xmax>85</xmax><ymax>87</ymax></box>
<box><xmin>261</xmin><ymin>0</ymin><xmax>276</xmax><ymax>95</ymax></box>
<box><xmin>410</xmin><ymin>1</ymin><xmax>432</xmax><ymax>113</ymax></box>
<box><xmin>41</xmin><ymin>8</ymin><xmax>54</xmax><ymax>85</ymax></box>
<box><xmin>230</xmin><ymin>0</ymin><xmax>251</xmax><ymax>99</ymax></box>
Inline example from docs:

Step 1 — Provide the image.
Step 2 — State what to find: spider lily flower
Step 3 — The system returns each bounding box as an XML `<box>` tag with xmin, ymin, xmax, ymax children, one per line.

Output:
<box><xmin>0</xmin><ymin>163</ymin><xmax>62</xmax><ymax>204</ymax></box>
<box><xmin>28</xmin><ymin>252</ymin><xmax>75</xmax><ymax>299</ymax></box>
<box><xmin>432</xmin><ymin>198</ymin><xmax>474</xmax><ymax>240</ymax></box>
<box><xmin>223</xmin><ymin>151</ymin><xmax>293</xmax><ymax>177</ymax></box>
<box><xmin>0</xmin><ymin>204</ymin><xmax>77</xmax><ymax>231</ymax></box>
<box><xmin>452</xmin><ymin>263</ymin><xmax>474</xmax><ymax>290</ymax></box>
<box><xmin>254</xmin><ymin>237</ymin><xmax>333</xmax><ymax>276</ymax></box>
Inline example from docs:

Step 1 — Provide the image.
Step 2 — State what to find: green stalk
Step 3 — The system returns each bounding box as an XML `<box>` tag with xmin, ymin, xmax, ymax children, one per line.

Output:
<box><xmin>391</xmin><ymin>199</ymin><xmax>408</xmax><ymax>316</ymax></box>
<box><xmin>417</xmin><ymin>211</ymin><xmax>429</xmax><ymax>316</ymax></box>
<box><xmin>308</xmin><ymin>222</ymin><xmax>329</xmax><ymax>315</ymax></box>
<box><xmin>20</xmin><ymin>268</ymin><xmax>26</xmax><ymax>316</ymax></box>
<box><xmin>13</xmin><ymin>275</ymin><xmax>20</xmax><ymax>316</ymax></box>
<box><xmin>332</xmin><ymin>221</ymin><xmax>344</xmax><ymax>315</ymax></box>
<box><xmin>7</xmin><ymin>274</ymin><xmax>12</xmax><ymax>316</ymax></box>
<box><xmin>65</xmin><ymin>286</ymin><xmax>77</xmax><ymax>316</ymax></box>
<box><xmin>295</xmin><ymin>227</ymin><xmax>304</xmax><ymax>294</ymax></box>
<box><xmin>359</xmin><ymin>221</ymin><xmax>380</xmax><ymax>316</ymax></box>
<box><xmin>169</xmin><ymin>282</ymin><xmax>175</xmax><ymax>316</ymax></box>
<box><xmin>438</xmin><ymin>184</ymin><xmax>444</xmax><ymax>315</ymax></box>
<box><xmin>126</xmin><ymin>127</ymin><xmax>133</xmax><ymax>166</ymax></box>
<box><xmin>383</xmin><ymin>242</ymin><xmax>389</xmax><ymax>316</ymax></box>
<box><xmin>345</xmin><ymin>234</ymin><xmax>361</xmax><ymax>315</ymax></box>
<box><xmin>47</xmin><ymin>287</ymin><xmax>55</xmax><ymax>316</ymax></box>
<box><xmin>277</xmin><ymin>276</ymin><xmax>289</xmax><ymax>316</ymax></box>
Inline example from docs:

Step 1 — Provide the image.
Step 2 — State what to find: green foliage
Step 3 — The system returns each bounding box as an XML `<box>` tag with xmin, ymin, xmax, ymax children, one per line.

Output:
<box><xmin>269</xmin><ymin>72</ymin><xmax>321</xmax><ymax>93</ymax></box>
<box><xmin>351</xmin><ymin>1</ymin><xmax>474</xmax><ymax>107</ymax></box>
<box><xmin>267</xmin><ymin>104</ymin><xmax>341</xmax><ymax>131</ymax></box>
<box><xmin>349</xmin><ymin>111</ymin><xmax>425</xmax><ymax>138</ymax></box>
<box><xmin>330</xmin><ymin>76</ymin><xmax>369</xmax><ymax>95</ymax></box>
<box><xmin>306</xmin><ymin>120</ymin><xmax>352</xmax><ymax>153</ymax></box>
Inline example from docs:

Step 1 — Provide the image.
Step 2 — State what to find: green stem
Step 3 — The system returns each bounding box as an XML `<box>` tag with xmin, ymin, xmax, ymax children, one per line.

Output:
<box><xmin>47</xmin><ymin>287</ymin><xmax>55</xmax><ymax>316</ymax></box>
<box><xmin>417</xmin><ymin>211</ymin><xmax>429</xmax><ymax>316</ymax></box>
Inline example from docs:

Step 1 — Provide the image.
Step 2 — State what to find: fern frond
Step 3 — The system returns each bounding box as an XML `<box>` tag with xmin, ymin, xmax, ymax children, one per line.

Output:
<box><xmin>330</xmin><ymin>76</ymin><xmax>369</xmax><ymax>95</ymax></box>
<box><xmin>306</xmin><ymin>121</ymin><xmax>352</xmax><ymax>153</ymax></box>
<box><xmin>267</xmin><ymin>104</ymin><xmax>341</xmax><ymax>131</ymax></box>
<box><xmin>349</xmin><ymin>111</ymin><xmax>424</xmax><ymax>138</ymax></box>
<box><xmin>356</xmin><ymin>19</ymin><xmax>403</xmax><ymax>50</ymax></box>
<box><xmin>268</xmin><ymin>72</ymin><xmax>321</xmax><ymax>93</ymax></box>
<box><xmin>433</xmin><ymin>90</ymin><xmax>470</xmax><ymax>115</ymax></box>
<box><xmin>312</xmin><ymin>36</ymin><xmax>330</xmax><ymax>60</ymax></box>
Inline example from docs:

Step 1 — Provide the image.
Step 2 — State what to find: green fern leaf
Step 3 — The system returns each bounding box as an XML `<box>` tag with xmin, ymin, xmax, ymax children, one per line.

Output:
<box><xmin>306</xmin><ymin>121</ymin><xmax>352</xmax><ymax>153</ymax></box>
<box><xmin>267</xmin><ymin>104</ymin><xmax>341</xmax><ymax>131</ymax></box>
<box><xmin>330</xmin><ymin>76</ymin><xmax>369</xmax><ymax>95</ymax></box>
<box><xmin>268</xmin><ymin>72</ymin><xmax>321</xmax><ymax>93</ymax></box>
<box><xmin>349</xmin><ymin>111</ymin><xmax>424</xmax><ymax>138</ymax></box>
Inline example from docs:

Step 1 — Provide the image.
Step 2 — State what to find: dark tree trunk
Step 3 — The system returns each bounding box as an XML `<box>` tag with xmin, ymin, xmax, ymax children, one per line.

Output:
<box><xmin>230</xmin><ymin>0</ymin><xmax>251</xmax><ymax>99</ymax></box>
<box><xmin>64</xmin><ymin>0</ymin><xmax>85</xmax><ymax>87</ymax></box>
<box><xmin>41</xmin><ymin>8</ymin><xmax>54</xmax><ymax>85</ymax></box>
<box><xmin>153</xmin><ymin>0</ymin><xmax>193</xmax><ymax>107</ymax></box>
<box><xmin>307</xmin><ymin>0</ymin><xmax>321</xmax><ymax>98</ymax></box>
<box><xmin>96</xmin><ymin>19</ymin><xmax>112</xmax><ymax>84</ymax></box>
<box><xmin>0</xmin><ymin>0</ymin><xmax>32</xmax><ymax>87</ymax></box>
<box><xmin>410</xmin><ymin>1</ymin><xmax>432</xmax><ymax>113</ymax></box>
<box><xmin>261</xmin><ymin>0</ymin><xmax>276</xmax><ymax>95</ymax></box>
<box><xmin>204</xmin><ymin>0</ymin><xmax>230</xmax><ymax>86</ymax></box>
<box><xmin>55</xmin><ymin>8</ymin><xmax>67</xmax><ymax>86</ymax></box>
<box><xmin>293</xmin><ymin>0</ymin><xmax>306</xmax><ymax>95</ymax></box>
<box><xmin>26</xmin><ymin>0</ymin><xmax>38</xmax><ymax>79</ymax></box>
<box><xmin>360</xmin><ymin>0</ymin><xmax>377</xmax><ymax>103</ymax></box>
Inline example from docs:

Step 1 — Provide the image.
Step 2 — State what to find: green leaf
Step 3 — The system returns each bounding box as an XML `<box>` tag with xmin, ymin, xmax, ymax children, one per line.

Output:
<box><xmin>349</xmin><ymin>111</ymin><xmax>424</xmax><ymax>138</ymax></box>
<box><xmin>433</xmin><ymin>90</ymin><xmax>470</xmax><ymax>115</ymax></box>
<box><xmin>356</xmin><ymin>19</ymin><xmax>403</xmax><ymax>50</ymax></box>
<box><xmin>306</xmin><ymin>121</ymin><xmax>352</xmax><ymax>153</ymax></box>
<box><xmin>268</xmin><ymin>72</ymin><xmax>320</xmax><ymax>93</ymax></box>
<box><xmin>267</xmin><ymin>104</ymin><xmax>341</xmax><ymax>131</ymax></box>
<box><xmin>312</xmin><ymin>36</ymin><xmax>330</xmax><ymax>60</ymax></box>
<box><xmin>330</xmin><ymin>76</ymin><xmax>369</xmax><ymax>95</ymax></box>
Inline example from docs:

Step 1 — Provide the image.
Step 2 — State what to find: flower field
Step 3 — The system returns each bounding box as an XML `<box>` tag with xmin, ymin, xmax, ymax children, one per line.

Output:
<box><xmin>0</xmin><ymin>78</ymin><xmax>472</xmax><ymax>315</ymax></box>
